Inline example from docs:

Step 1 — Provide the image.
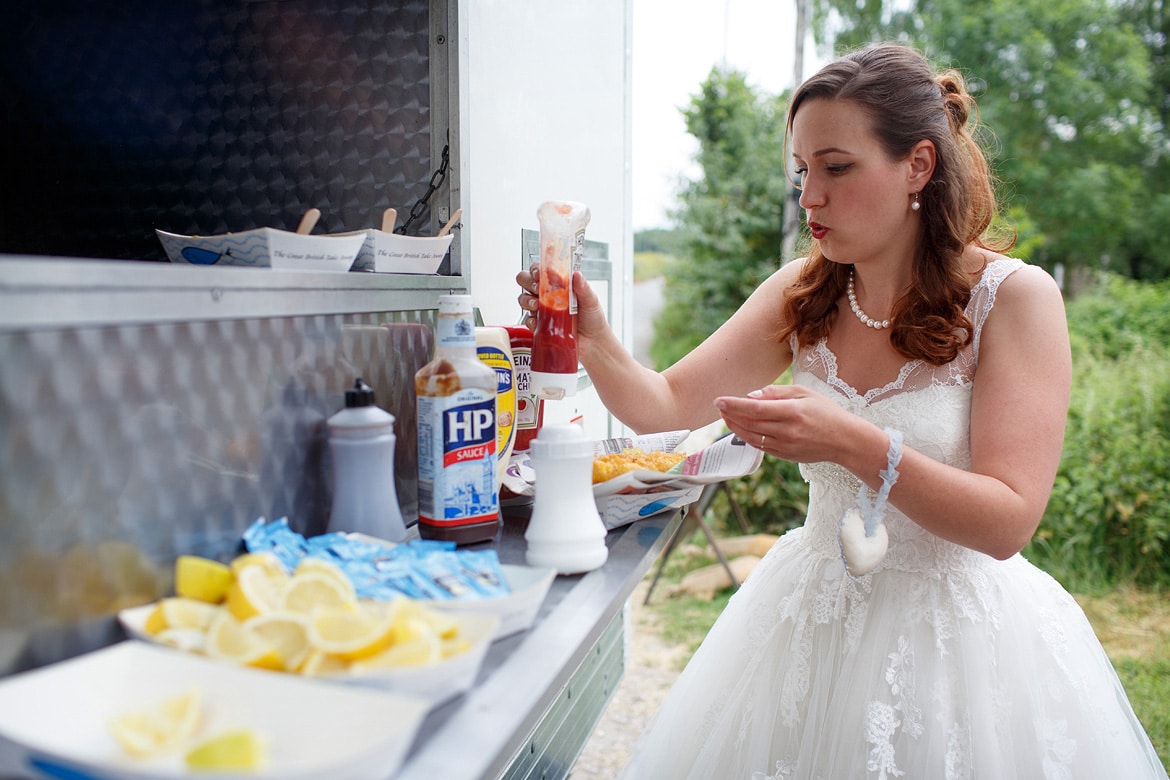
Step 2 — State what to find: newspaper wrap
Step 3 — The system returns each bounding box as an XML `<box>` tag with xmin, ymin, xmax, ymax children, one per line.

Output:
<box><xmin>501</xmin><ymin>430</ymin><xmax>765</xmax><ymax>529</ymax></box>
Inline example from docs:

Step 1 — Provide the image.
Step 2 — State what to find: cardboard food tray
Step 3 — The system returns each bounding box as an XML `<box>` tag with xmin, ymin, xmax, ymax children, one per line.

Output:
<box><xmin>502</xmin><ymin>429</ymin><xmax>764</xmax><ymax>529</ymax></box>
<box><xmin>118</xmin><ymin>606</ymin><xmax>499</xmax><ymax>709</ymax></box>
<box><xmin>0</xmin><ymin>642</ymin><xmax>429</xmax><ymax>780</ymax></box>
<box><xmin>338</xmin><ymin>229</ymin><xmax>454</xmax><ymax>274</ymax></box>
<box><xmin>156</xmin><ymin>228</ymin><xmax>365</xmax><ymax>272</ymax></box>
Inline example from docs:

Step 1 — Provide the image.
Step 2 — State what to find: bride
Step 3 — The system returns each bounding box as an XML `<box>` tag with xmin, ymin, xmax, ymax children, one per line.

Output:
<box><xmin>518</xmin><ymin>43</ymin><xmax>1166</xmax><ymax>779</ymax></box>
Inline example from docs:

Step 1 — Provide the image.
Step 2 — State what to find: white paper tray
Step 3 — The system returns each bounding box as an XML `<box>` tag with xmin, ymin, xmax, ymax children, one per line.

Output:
<box><xmin>117</xmin><ymin>608</ymin><xmax>499</xmax><ymax>709</ymax></box>
<box><xmin>156</xmin><ymin>228</ymin><xmax>364</xmax><ymax>272</ymax></box>
<box><xmin>0</xmin><ymin>641</ymin><xmax>429</xmax><ymax>780</ymax></box>
<box><xmin>425</xmin><ymin>564</ymin><xmax>555</xmax><ymax>640</ymax></box>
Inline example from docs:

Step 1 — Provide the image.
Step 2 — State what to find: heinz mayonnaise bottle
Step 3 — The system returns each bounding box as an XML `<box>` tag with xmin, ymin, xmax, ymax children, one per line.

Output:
<box><xmin>476</xmin><ymin>326</ymin><xmax>516</xmax><ymax>491</ymax></box>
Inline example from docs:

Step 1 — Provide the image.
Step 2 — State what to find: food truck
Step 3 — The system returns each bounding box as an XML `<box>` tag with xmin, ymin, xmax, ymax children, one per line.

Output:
<box><xmin>0</xmin><ymin>1</ymin><xmax>678</xmax><ymax>777</ymax></box>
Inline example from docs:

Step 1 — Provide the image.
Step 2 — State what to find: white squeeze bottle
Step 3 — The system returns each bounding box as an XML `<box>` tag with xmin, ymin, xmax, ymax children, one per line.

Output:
<box><xmin>415</xmin><ymin>295</ymin><xmax>501</xmax><ymax>545</ymax></box>
<box><xmin>326</xmin><ymin>378</ymin><xmax>407</xmax><ymax>542</ymax></box>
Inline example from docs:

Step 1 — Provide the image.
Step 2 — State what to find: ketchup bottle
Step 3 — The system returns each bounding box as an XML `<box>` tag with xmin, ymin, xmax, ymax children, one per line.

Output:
<box><xmin>530</xmin><ymin>201</ymin><xmax>591</xmax><ymax>401</ymax></box>
<box><xmin>505</xmin><ymin>325</ymin><xmax>543</xmax><ymax>452</ymax></box>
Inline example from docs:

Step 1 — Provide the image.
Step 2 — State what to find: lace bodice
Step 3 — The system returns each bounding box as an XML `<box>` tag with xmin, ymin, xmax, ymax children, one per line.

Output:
<box><xmin>791</xmin><ymin>258</ymin><xmax>1023</xmax><ymax>575</ymax></box>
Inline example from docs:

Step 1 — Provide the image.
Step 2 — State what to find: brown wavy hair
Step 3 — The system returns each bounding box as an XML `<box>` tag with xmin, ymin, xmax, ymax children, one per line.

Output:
<box><xmin>779</xmin><ymin>44</ymin><xmax>1014</xmax><ymax>364</ymax></box>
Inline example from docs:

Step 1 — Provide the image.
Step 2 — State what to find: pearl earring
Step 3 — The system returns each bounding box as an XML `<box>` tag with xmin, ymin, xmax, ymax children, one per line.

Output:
<box><xmin>911</xmin><ymin>192</ymin><xmax>921</xmax><ymax>212</ymax></box>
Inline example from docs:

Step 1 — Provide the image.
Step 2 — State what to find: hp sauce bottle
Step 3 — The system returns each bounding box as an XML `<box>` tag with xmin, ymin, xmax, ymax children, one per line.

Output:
<box><xmin>415</xmin><ymin>294</ymin><xmax>501</xmax><ymax>545</ymax></box>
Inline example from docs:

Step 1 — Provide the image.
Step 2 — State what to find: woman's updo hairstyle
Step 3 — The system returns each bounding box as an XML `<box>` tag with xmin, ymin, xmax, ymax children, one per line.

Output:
<box><xmin>779</xmin><ymin>44</ymin><xmax>1010</xmax><ymax>365</ymax></box>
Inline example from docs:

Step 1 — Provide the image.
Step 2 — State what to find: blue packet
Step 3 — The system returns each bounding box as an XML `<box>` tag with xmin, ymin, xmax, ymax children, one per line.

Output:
<box><xmin>455</xmin><ymin>550</ymin><xmax>511</xmax><ymax>597</ymax></box>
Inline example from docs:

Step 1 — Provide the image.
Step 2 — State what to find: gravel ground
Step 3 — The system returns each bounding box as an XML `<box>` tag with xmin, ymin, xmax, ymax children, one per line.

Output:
<box><xmin>568</xmin><ymin>580</ymin><xmax>687</xmax><ymax>779</ymax></box>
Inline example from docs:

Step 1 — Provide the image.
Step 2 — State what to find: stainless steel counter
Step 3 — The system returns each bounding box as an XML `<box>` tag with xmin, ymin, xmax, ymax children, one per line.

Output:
<box><xmin>395</xmin><ymin>507</ymin><xmax>682</xmax><ymax>780</ymax></box>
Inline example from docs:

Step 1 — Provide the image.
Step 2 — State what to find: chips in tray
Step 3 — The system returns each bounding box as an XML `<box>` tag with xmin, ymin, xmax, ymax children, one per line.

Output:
<box><xmin>591</xmin><ymin>448</ymin><xmax>686</xmax><ymax>484</ymax></box>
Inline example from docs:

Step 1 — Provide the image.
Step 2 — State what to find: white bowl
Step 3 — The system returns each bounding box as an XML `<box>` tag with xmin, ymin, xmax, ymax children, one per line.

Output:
<box><xmin>0</xmin><ymin>642</ymin><xmax>429</xmax><ymax>780</ymax></box>
<box><xmin>156</xmin><ymin>228</ymin><xmax>365</xmax><ymax>272</ymax></box>
<box><xmin>344</xmin><ymin>229</ymin><xmax>453</xmax><ymax>274</ymax></box>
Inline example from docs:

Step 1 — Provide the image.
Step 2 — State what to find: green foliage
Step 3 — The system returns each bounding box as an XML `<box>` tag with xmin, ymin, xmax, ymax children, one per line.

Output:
<box><xmin>708</xmin><ymin>428</ymin><xmax>810</xmax><ymax>538</ymax></box>
<box><xmin>650</xmin><ymin>68</ymin><xmax>791</xmax><ymax>370</ymax></box>
<box><xmin>634</xmin><ymin>228</ymin><xmax>680</xmax><ymax>255</ymax></box>
<box><xmin>1113</xmin><ymin>657</ymin><xmax>1170</xmax><ymax>769</ymax></box>
<box><xmin>813</xmin><ymin>0</ymin><xmax>1170</xmax><ymax>282</ymax></box>
<box><xmin>1064</xmin><ymin>273</ymin><xmax>1170</xmax><ymax>360</ymax></box>
<box><xmin>632</xmin><ymin>251</ymin><xmax>673</xmax><ymax>284</ymax></box>
<box><xmin>1025</xmin><ymin>275</ymin><xmax>1170</xmax><ymax>589</ymax></box>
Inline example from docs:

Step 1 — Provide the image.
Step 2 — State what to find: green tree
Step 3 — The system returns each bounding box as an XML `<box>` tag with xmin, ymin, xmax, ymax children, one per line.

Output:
<box><xmin>813</xmin><ymin>0</ymin><xmax>1168</xmax><ymax>283</ymax></box>
<box><xmin>651</xmin><ymin>68</ymin><xmax>791</xmax><ymax>369</ymax></box>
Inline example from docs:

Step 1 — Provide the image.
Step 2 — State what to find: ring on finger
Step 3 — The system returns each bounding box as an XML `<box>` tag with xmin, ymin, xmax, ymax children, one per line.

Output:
<box><xmin>760</xmin><ymin>434</ymin><xmax>767</xmax><ymax>449</ymax></box>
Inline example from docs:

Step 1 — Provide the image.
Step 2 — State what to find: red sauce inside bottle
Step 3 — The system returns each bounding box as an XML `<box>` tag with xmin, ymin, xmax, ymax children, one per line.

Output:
<box><xmin>531</xmin><ymin>265</ymin><xmax>577</xmax><ymax>374</ymax></box>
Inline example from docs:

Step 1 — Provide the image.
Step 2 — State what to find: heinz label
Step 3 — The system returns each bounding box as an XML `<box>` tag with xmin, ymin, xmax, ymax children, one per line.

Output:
<box><xmin>417</xmin><ymin>389</ymin><xmax>499</xmax><ymax>526</ymax></box>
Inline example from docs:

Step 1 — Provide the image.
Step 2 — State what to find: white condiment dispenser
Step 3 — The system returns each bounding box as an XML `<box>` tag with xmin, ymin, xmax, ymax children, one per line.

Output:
<box><xmin>326</xmin><ymin>377</ymin><xmax>407</xmax><ymax>542</ymax></box>
<box><xmin>524</xmin><ymin>423</ymin><xmax>608</xmax><ymax>574</ymax></box>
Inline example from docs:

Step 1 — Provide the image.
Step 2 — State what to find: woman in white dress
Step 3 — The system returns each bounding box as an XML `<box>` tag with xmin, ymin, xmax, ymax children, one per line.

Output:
<box><xmin>518</xmin><ymin>44</ymin><xmax>1167</xmax><ymax>779</ymax></box>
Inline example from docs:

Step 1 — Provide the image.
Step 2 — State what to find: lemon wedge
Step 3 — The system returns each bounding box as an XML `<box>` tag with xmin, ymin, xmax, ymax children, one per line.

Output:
<box><xmin>281</xmin><ymin>571</ymin><xmax>357</xmax><ymax>615</ymax></box>
<box><xmin>352</xmin><ymin>633</ymin><xmax>442</xmax><ymax>671</ymax></box>
<box><xmin>229</xmin><ymin>551</ymin><xmax>287</xmax><ymax>579</ymax></box>
<box><xmin>205</xmin><ymin>611</ymin><xmax>283</xmax><ymax>670</ymax></box>
<box><xmin>154</xmin><ymin>627</ymin><xmax>208</xmax><ymax>653</ymax></box>
<box><xmin>175</xmin><ymin>555</ymin><xmax>233</xmax><ymax>604</ymax></box>
<box><xmin>440</xmin><ymin>636</ymin><xmax>473</xmax><ymax>660</ymax></box>
<box><xmin>299</xmin><ymin>649</ymin><xmax>350</xmax><ymax>677</ymax></box>
<box><xmin>226</xmin><ymin>564</ymin><xmax>286</xmax><ymax>621</ymax></box>
<box><xmin>144</xmin><ymin>596</ymin><xmax>221</xmax><ymax>635</ymax></box>
<box><xmin>306</xmin><ymin>604</ymin><xmax>397</xmax><ymax>661</ymax></box>
<box><xmin>108</xmin><ymin>688</ymin><xmax>201</xmax><ymax>757</ymax></box>
<box><xmin>293</xmin><ymin>557</ymin><xmax>354</xmax><ymax>596</ymax></box>
<box><xmin>185</xmin><ymin>730</ymin><xmax>267</xmax><ymax>771</ymax></box>
<box><xmin>243</xmin><ymin>611</ymin><xmax>312</xmax><ymax>671</ymax></box>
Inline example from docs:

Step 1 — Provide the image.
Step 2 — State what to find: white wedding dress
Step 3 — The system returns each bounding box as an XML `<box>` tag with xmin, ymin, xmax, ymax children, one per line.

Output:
<box><xmin>622</xmin><ymin>259</ymin><xmax>1167</xmax><ymax>779</ymax></box>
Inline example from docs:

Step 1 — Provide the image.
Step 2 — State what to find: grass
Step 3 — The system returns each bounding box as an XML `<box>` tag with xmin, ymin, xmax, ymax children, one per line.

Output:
<box><xmin>642</xmin><ymin>533</ymin><xmax>1170</xmax><ymax>771</ymax></box>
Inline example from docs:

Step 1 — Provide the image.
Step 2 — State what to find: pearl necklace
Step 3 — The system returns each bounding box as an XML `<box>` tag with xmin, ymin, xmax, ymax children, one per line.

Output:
<box><xmin>846</xmin><ymin>270</ymin><xmax>891</xmax><ymax>330</ymax></box>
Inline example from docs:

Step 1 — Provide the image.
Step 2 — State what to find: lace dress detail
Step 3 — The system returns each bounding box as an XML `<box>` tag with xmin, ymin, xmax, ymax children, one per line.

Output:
<box><xmin>622</xmin><ymin>259</ymin><xmax>1167</xmax><ymax>779</ymax></box>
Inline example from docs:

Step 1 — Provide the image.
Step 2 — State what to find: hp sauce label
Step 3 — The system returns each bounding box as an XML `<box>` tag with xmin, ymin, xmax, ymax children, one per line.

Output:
<box><xmin>417</xmin><ymin>389</ymin><xmax>499</xmax><ymax>526</ymax></box>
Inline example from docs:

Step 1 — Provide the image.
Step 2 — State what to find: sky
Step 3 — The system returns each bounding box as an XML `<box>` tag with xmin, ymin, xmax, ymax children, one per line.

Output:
<box><xmin>631</xmin><ymin>0</ymin><xmax>820</xmax><ymax>230</ymax></box>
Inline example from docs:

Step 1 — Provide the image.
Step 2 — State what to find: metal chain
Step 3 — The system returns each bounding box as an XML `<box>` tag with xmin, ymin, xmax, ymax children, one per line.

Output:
<box><xmin>396</xmin><ymin>135</ymin><xmax>450</xmax><ymax>235</ymax></box>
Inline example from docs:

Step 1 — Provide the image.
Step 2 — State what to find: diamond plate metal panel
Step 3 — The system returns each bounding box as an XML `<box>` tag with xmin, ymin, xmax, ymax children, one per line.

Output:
<box><xmin>0</xmin><ymin>0</ymin><xmax>437</xmax><ymax>260</ymax></box>
<box><xmin>0</xmin><ymin>307</ymin><xmax>435</xmax><ymax>676</ymax></box>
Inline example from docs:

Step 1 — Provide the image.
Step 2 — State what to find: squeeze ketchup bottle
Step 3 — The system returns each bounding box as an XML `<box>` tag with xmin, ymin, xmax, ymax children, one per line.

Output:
<box><xmin>530</xmin><ymin>201</ymin><xmax>591</xmax><ymax>401</ymax></box>
<box><xmin>504</xmin><ymin>325</ymin><xmax>543</xmax><ymax>452</ymax></box>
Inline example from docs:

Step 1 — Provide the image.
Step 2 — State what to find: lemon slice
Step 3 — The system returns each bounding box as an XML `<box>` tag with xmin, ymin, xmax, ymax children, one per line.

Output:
<box><xmin>352</xmin><ymin>633</ymin><xmax>442</xmax><ymax>671</ymax></box>
<box><xmin>439</xmin><ymin>636</ymin><xmax>472</xmax><ymax>660</ymax></box>
<box><xmin>108</xmin><ymin>687</ymin><xmax>201</xmax><ymax>757</ymax></box>
<box><xmin>281</xmin><ymin>571</ymin><xmax>357</xmax><ymax>615</ymax></box>
<box><xmin>226</xmin><ymin>564</ymin><xmax>286</xmax><ymax>621</ymax></box>
<box><xmin>299</xmin><ymin>649</ymin><xmax>350</xmax><ymax>677</ymax></box>
<box><xmin>306</xmin><ymin>604</ymin><xmax>397</xmax><ymax>661</ymax></box>
<box><xmin>144</xmin><ymin>596</ymin><xmax>221</xmax><ymax>635</ymax></box>
<box><xmin>185</xmin><ymin>730</ymin><xmax>267</xmax><ymax>771</ymax></box>
<box><xmin>422</xmin><ymin>609</ymin><xmax>461</xmax><ymax>640</ymax></box>
<box><xmin>385</xmin><ymin>599</ymin><xmax>435</xmax><ymax>646</ymax></box>
<box><xmin>154</xmin><ymin>627</ymin><xmax>208</xmax><ymax>653</ymax></box>
<box><xmin>230</xmin><ymin>550</ymin><xmax>286</xmax><ymax>574</ymax></box>
<box><xmin>175</xmin><ymin>555</ymin><xmax>233</xmax><ymax>604</ymax></box>
<box><xmin>205</xmin><ymin>611</ymin><xmax>283</xmax><ymax>670</ymax></box>
<box><xmin>293</xmin><ymin>557</ymin><xmax>354</xmax><ymax>596</ymax></box>
<box><xmin>243</xmin><ymin>611</ymin><xmax>312</xmax><ymax>671</ymax></box>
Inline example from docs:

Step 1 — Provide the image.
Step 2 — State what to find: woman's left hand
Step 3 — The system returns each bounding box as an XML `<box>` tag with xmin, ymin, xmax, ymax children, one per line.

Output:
<box><xmin>714</xmin><ymin>384</ymin><xmax>866</xmax><ymax>465</ymax></box>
